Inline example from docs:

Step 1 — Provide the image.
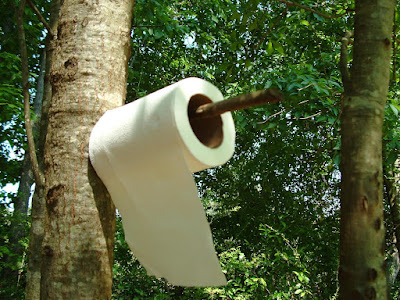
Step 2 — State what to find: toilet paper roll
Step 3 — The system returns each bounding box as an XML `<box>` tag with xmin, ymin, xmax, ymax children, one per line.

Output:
<box><xmin>89</xmin><ymin>77</ymin><xmax>235</xmax><ymax>286</ymax></box>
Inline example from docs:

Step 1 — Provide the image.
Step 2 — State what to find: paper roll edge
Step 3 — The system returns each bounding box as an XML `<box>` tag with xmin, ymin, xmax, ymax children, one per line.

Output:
<box><xmin>173</xmin><ymin>77</ymin><xmax>236</xmax><ymax>173</ymax></box>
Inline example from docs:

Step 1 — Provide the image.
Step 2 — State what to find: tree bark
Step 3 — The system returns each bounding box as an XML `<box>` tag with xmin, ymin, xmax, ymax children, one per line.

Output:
<box><xmin>39</xmin><ymin>0</ymin><xmax>134</xmax><ymax>298</ymax></box>
<box><xmin>339</xmin><ymin>0</ymin><xmax>396</xmax><ymax>299</ymax></box>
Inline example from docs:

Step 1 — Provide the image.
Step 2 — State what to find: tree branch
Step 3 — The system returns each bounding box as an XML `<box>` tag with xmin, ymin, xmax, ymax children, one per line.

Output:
<box><xmin>299</xmin><ymin>111</ymin><xmax>322</xmax><ymax>120</ymax></box>
<box><xmin>340</xmin><ymin>31</ymin><xmax>353</xmax><ymax>92</ymax></box>
<box><xmin>15</xmin><ymin>0</ymin><xmax>45</xmax><ymax>188</ymax></box>
<box><xmin>299</xmin><ymin>101</ymin><xmax>340</xmax><ymax>120</ymax></box>
<box><xmin>258</xmin><ymin>99</ymin><xmax>310</xmax><ymax>123</ymax></box>
<box><xmin>276</xmin><ymin>0</ymin><xmax>347</xmax><ymax>19</ymax></box>
<box><xmin>26</xmin><ymin>0</ymin><xmax>54</xmax><ymax>38</ymax></box>
<box><xmin>257</xmin><ymin>94</ymin><xmax>340</xmax><ymax>124</ymax></box>
<box><xmin>190</xmin><ymin>88</ymin><xmax>284</xmax><ymax>120</ymax></box>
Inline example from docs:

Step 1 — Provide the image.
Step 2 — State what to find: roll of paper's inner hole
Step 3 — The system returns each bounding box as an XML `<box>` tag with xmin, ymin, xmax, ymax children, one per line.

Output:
<box><xmin>187</xmin><ymin>94</ymin><xmax>223</xmax><ymax>149</ymax></box>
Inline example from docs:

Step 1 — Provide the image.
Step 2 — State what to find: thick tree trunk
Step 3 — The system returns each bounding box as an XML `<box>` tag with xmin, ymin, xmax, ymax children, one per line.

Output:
<box><xmin>339</xmin><ymin>0</ymin><xmax>396</xmax><ymax>299</ymax></box>
<box><xmin>39</xmin><ymin>0</ymin><xmax>134</xmax><ymax>298</ymax></box>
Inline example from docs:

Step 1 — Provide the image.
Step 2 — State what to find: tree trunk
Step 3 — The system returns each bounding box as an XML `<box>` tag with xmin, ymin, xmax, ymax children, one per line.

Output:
<box><xmin>384</xmin><ymin>160</ymin><xmax>400</xmax><ymax>286</ymax></box>
<box><xmin>25</xmin><ymin>1</ymin><xmax>60</xmax><ymax>298</ymax></box>
<box><xmin>39</xmin><ymin>0</ymin><xmax>134</xmax><ymax>298</ymax></box>
<box><xmin>339</xmin><ymin>0</ymin><xmax>396</xmax><ymax>299</ymax></box>
<box><xmin>4</xmin><ymin>6</ymin><xmax>46</xmax><ymax>291</ymax></box>
<box><xmin>12</xmin><ymin>47</ymin><xmax>45</xmax><ymax>239</ymax></box>
<box><xmin>25</xmin><ymin>188</ymin><xmax>45</xmax><ymax>300</ymax></box>
<box><xmin>3</xmin><ymin>50</ymin><xmax>44</xmax><ymax>288</ymax></box>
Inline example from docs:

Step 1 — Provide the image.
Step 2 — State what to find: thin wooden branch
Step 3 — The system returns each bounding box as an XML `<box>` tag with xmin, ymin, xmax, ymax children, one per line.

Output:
<box><xmin>299</xmin><ymin>101</ymin><xmax>340</xmax><ymax>120</ymax></box>
<box><xmin>26</xmin><ymin>0</ymin><xmax>54</xmax><ymax>38</ymax></box>
<box><xmin>190</xmin><ymin>88</ymin><xmax>283</xmax><ymax>120</ymax></box>
<box><xmin>299</xmin><ymin>111</ymin><xmax>322</xmax><ymax>120</ymax></box>
<box><xmin>259</xmin><ymin>94</ymin><xmax>342</xmax><ymax>123</ymax></box>
<box><xmin>258</xmin><ymin>99</ymin><xmax>309</xmax><ymax>124</ymax></box>
<box><xmin>340</xmin><ymin>31</ymin><xmax>353</xmax><ymax>92</ymax></box>
<box><xmin>276</xmin><ymin>0</ymin><xmax>346</xmax><ymax>19</ymax></box>
<box><xmin>15</xmin><ymin>1</ymin><xmax>45</xmax><ymax>188</ymax></box>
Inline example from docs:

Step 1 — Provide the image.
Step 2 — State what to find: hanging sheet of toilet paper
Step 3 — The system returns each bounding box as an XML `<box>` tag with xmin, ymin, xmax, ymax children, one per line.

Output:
<box><xmin>89</xmin><ymin>78</ymin><xmax>235</xmax><ymax>286</ymax></box>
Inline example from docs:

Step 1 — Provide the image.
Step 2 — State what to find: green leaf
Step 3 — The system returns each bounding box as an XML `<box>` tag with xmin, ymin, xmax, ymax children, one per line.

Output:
<box><xmin>334</xmin><ymin>154</ymin><xmax>341</xmax><ymax>167</ymax></box>
<box><xmin>389</xmin><ymin>104</ymin><xmax>399</xmax><ymax>116</ymax></box>
<box><xmin>259</xmin><ymin>277</ymin><xmax>267</xmax><ymax>286</ymax></box>
<box><xmin>273</xmin><ymin>41</ymin><xmax>284</xmax><ymax>55</ymax></box>
<box><xmin>249</xmin><ymin>21</ymin><xmax>258</xmax><ymax>31</ymax></box>
<box><xmin>267</xmin><ymin>41</ymin><xmax>274</xmax><ymax>55</ymax></box>
<box><xmin>154</xmin><ymin>30</ymin><xmax>163</xmax><ymax>39</ymax></box>
<box><xmin>386</xmin><ymin>152</ymin><xmax>398</xmax><ymax>165</ymax></box>
<box><xmin>244</xmin><ymin>60</ymin><xmax>252</xmax><ymax>69</ymax></box>
<box><xmin>230</xmin><ymin>11</ymin><xmax>241</xmax><ymax>21</ymax></box>
<box><xmin>300</xmin><ymin>20</ymin><xmax>310</xmax><ymax>26</ymax></box>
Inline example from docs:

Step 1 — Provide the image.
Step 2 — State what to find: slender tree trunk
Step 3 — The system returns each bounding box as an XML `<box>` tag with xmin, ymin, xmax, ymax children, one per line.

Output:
<box><xmin>13</xmin><ymin>47</ymin><xmax>45</xmax><ymax>233</ymax></box>
<box><xmin>4</xmin><ymin>4</ymin><xmax>46</xmax><ymax>291</ymax></box>
<box><xmin>3</xmin><ymin>51</ymin><xmax>45</xmax><ymax>288</ymax></box>
<box><xmin>25</xmin><ymin>0</ymin><xmax>60</xmax><ymax>300</ymax></box>
<box><xmin>384</xmin><ymin>160</ymin><xmax>400</xmax><ymax>286</ymax></box>
<box><xmin>387</xmin><ymin>168</ymin><xmax>400</xmax><ymax>258</ymax></box>
<box><xmin>339</xmin><ymin>0</ymin><xmax>396</xmax><ymax>299</ymax></box>
<box><xmin>39</xmin><ymin>0</ymin><xmax>134</xmax><ymax>298</ymax></box>
<box><xmin>24</xmin><ymin>1</ymin><xmax>60</xmax><ymax>298</ymax></box>
<box><xmin>25</xmin><ymin>188</ymin><xmax>45</xmax><ymax>300</ymax></box>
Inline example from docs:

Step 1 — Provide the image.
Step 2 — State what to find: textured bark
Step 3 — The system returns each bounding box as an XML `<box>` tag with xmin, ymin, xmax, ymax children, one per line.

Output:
<box><xmin>39</xmin><ymin>0</ymin><xmax>134</xmax><ymax>298</ymax></box>
<box><xmin>190</xmin><ymin>88</ymin><xmax>283</xmax><ymax>120</ymax></box>
<box><xmin>339</xmin><ymin>1</ymin><xmax>396</xmax><ymax>299</ymax></box>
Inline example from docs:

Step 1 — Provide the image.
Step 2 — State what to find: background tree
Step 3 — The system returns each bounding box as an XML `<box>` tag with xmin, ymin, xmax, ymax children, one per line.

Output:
<box><xmin>339</xmin><ymin>0</ymin><xmax>395</xmax><ymax>298</ymax></box>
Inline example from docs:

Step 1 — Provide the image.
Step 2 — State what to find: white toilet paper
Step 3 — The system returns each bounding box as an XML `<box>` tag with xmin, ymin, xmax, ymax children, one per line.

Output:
<box><xmin>89</xmin><ymin>77</ymin><xmax>235</xmax><ymax>286</ymax></box>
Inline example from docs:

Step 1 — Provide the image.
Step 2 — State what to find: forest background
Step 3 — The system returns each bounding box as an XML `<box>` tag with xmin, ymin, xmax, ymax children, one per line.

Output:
<box><xmin>1</xmin><ymin>0</ymin><xmax>400</xmax><ymax>299</ymax></box>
